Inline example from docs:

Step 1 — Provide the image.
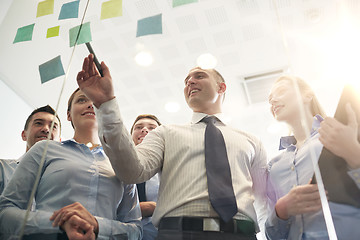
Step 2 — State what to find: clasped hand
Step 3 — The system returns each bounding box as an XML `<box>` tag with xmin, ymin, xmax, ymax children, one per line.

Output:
<box><xmin>50</xmin><ymin>202</ymin><xmax>98</xmax><ymax>240</ymax></box>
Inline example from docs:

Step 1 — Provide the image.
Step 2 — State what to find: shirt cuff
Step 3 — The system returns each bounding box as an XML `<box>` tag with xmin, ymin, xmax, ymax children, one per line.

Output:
<box><xmin>96</xmin><ymin>216</ymin><xmax>111</xmax><ymax>239</ymax></box>
<box><xmin>265</xmin><ymin>207</ymin><xmax>291</xmax><ymax>238</ymax></box>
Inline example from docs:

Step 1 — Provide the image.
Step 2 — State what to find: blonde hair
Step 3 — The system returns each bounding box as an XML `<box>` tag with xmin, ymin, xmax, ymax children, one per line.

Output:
<box><xmin>275</xmin><ymin>75</ymin><xmax>326</xmax><ymax>117</ymax></box>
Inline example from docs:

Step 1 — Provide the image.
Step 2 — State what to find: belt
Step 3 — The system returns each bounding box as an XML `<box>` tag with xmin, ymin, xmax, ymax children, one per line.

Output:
<box><xmin>158</xmin><ymin>217</ymin><xmax>256</xmax><ymax>236</ymax></box>
<box><xmin>22</xmin><ymin>232</ymin><xmax>69</xmax><ymax>240</ymax></box>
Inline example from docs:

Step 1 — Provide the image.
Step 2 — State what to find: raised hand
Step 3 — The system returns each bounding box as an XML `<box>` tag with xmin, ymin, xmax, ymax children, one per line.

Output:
<box><xmin>77</xmin><ymin>54</ymin><xmax>115</xmax><ymax>108</ymax></box>
<box><xmin>275</xmin><ymin>183</ymin><xmax>322</xmax><ymax>220</ymax></box>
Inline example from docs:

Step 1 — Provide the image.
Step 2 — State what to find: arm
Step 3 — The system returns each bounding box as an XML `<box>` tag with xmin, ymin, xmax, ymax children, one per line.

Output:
<box><xmin>250</xmin><ymin>142</ymin><xmax>268</xmax><ymax>236</ymax></box>
<box><xmin>78</xmin><ymin>55</ymin><xmax>162</xmax><ymax>183</ymax></box>
<box><xmin>265</xmin><ymin>180</ymin><xmax>322</xmax><ymax>240</ymax></box>
<box><xmin>140</xmin><ymin>202</ymin><xmax>156</xmax><ymax>217</ymax></box>
<box><xmin>0</xmin><ymin>145</ymin><xmax>61</xmax><ymax>236</ymax></box>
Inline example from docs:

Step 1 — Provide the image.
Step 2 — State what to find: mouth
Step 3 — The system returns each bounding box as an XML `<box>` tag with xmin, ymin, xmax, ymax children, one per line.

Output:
<box><xmin>273</xmin><ymin>105</ymin><xmax>283</xmax><ymax>115</ymax></box>
<box><xmin>37</xmin><ymin>136</ymin><xmax>49</xmax><ymax>140</ymax></box>
<box><xmin>81</xmin><ymin>112</ymin><xmax>95</xmax><ymax>116</ymax></box>
<box><xmin>188</xmin><ymin>88</ymin><xmax>200</xmax><ymax>97</ymax></box>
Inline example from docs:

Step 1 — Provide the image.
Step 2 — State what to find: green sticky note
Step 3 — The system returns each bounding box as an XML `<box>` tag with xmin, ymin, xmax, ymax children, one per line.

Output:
<box><xmin>13</xmin><ymin>23</ymin><xmax>35</xmax><ymax>43</ymax></box>
<box><xmin>46</xmin><ymin>26</ymin><xmax>60</xmax><ymax>38</ymax></box>
<box><xmin>173</xmin><ymin>0</ymin><xmax>198</xmax><ymax>7</ymax></box>
<box><xmin>39</xmin><ymin>55</ymin><xmax>65</xmax><ymax>84</ymax></box>
<box><xmin>136</xmin><ymin>14</ymin><xmax>162</xmax><ymax>37</ymax></box>
<box><xmin>59</xmin><ymin>0</ymin><xmax>79</xmax><ymax>20</ymax></box>
<box><xmin>69</xmin><ymin>22</ymin><xmax>92</xmax><ymax>47</ymax></box>
<box><xmin>36</xmin><ymin>0</ymin><xmax>54</xmax><ymax>17</ymax></box>
<box><xmin>100</xmin><ymin>0</ymin><xmax>122</xmax><ymax>20</ymax></box>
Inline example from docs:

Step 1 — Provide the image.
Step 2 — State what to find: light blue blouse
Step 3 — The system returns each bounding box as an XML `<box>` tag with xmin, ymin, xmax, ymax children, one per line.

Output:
<box><xmin>0</xmin><ymin>139</ymin><xmax>142</xmax><ymax>240</ymax></box>
<box><xmin>266</xmin><ymin>116</ymin><xmax>360</xmax><ymax>240</ymax></box>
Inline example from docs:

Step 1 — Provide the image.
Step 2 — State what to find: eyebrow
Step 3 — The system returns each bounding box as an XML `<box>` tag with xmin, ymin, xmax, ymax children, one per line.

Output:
<box><xmin>33</xmin><ymin>118</ymin><xmax>59</xmax><ymax>126</ymax></box>
<box><xmin>184</xmin><ymin>70</ymin><xmax>209</xmax><ymax>83</ymax></box>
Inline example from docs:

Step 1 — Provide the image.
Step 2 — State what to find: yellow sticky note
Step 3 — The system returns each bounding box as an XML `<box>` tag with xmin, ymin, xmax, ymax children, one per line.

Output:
<box><xmin>36</xmin><ymin>0</ymin><xmax>54</xmax><ymax>18</ymax></box>
<box><xmin>101</xmin><ymin>0</ymin><xmax>122</xmax><ymax>20</ymax></box>
<box><xmin>47</xmin><ymin>26</ymin><xmax>60</xmax><ymax>38</ymax></box>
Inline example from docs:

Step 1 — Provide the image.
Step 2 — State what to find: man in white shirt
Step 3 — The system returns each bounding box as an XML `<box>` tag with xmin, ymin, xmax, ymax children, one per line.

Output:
<box><xmin>76</xmin><ymin>54</ymin><xmax>268</xmax><ymax>240</ymax></box>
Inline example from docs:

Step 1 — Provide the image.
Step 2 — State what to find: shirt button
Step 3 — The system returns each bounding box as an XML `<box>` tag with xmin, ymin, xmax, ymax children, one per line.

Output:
<box><xmin>291</xmin><ymin>166</ymin><xmax>295</xmax><ymax>171</ymax></box>
<box><xmin>292</xmin><ymin>184</ymin><xmax>297</xmax><ymax>188</ymax></box>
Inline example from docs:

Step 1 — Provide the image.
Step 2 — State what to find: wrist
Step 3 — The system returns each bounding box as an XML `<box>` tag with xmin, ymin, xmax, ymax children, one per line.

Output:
<box><xmin>275</xmin><ymin>197</ymin><xmax>289</xmax><ymax>220</ymax></box>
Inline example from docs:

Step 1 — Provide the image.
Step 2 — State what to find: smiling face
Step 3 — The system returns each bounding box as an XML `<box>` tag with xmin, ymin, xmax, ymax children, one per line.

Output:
<box><xmin>131</xmin><ymin>118</ymin><xmax>159</xmax><ymax>145</ymax></box>
<box><xmin>183</xmin><ymin>67</ymin><xmax>226</xmax><ymax>114</ymax></box>
<box><xmin>67</xmin><ymin>90</ymin><xmax>97</xmax><ymax>131</ymax></box>
<box><xmin>268</xmin><ymin>78</ymin><xmax>312</xmax><ymax>123</ymax></box>
<box><xmin>21</xmin><ymin>112</ymin><xmax>61</xmax><ymax>151</ymax></box>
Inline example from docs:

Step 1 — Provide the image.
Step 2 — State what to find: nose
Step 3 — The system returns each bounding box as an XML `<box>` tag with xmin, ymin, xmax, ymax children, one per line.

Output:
<box><xmin>141</xmin><ymin>127</ymin><xmax>149</xmax><ymax>133</ymax></box>
<box><xmin>41</xmin><ymin>124</ymin><xmax>50</xmax><ymax>134</ymax></box>
<box><xmin>187</xmin><ymin>77</ymin><xmax>195</xmax><ymax>86</ymax></box>
<box><xmin>87</xmin><ymin>103</ymin><xmax>94</xmax><ymax>109</ymax></box>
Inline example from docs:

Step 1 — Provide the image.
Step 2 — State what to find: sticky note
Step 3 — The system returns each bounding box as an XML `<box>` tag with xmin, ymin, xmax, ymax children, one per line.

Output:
<box><xmin>59</xmin><ymin>0</ymin><xmax>80</xmax><ymax>20</ymax></box>
<box><xmin>36</xmin><ymin>0</ymin><xmax>54</xmax><ymax>17</ymax></box>
<box><xmin>46</xmin><ymin>26</ymin><xmax>60</xmax><ymax>38</ymax></box>
<box><xmin>13</xmin><ymin>24</ymin><xmax>35</xmax><ymax>43</ymax></box>
<box><xmin>69</xmin><ymin>22</ymin><xmax>92</xmax><ymax>47</ymax></box>
<box><xmin>136</xmin><ymin>14</ymin><xmax>162</xmax><ymax>37</ymax></box>
<box><xmin>101</xmin><ymin>0</ymin><xmax>122</xmax><ymax>20</ymax></box>
<box><xmin>39</xmin><ymin>55</ymin><xmax>65</xmax><ymax>84</ymax></box>
<box><xmin>173</xmin><ymin>0</ymin><xmax>198</xmax><ymax>7</ymax></box>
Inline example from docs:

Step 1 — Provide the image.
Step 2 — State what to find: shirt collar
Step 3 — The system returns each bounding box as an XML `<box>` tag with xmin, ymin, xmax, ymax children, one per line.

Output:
<box><xmin>61</xmin><ymin>139</ymin><xmax>102</xmax><ymax>150</ymax></box>
<box><xmin>191</xmin><ymin>112</ymin><xmax>225</xmax><ymax>124</ymax></box>
<box><xmin>279</xmin><ymin>114</ymin><xmax>324</xmax><ymax>150</ymax></box>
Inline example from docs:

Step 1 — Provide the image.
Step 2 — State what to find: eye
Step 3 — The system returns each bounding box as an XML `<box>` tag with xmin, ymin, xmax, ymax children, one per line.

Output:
<box><xmin>77</xmin><ymin>97</ymin><xmax>88</xmax><ymax>103</ymax></box>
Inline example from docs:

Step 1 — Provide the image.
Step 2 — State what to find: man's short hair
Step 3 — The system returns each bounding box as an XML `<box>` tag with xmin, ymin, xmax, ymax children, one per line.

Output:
<box><xmin>24</xmin><ymin>105</ymin><xmax>61</xmax><ymax>132</ymax></box>
<box><xmin>130</xmin><ymin>114</ymin><xmax>161</xmax><ymax>134</ymax></box>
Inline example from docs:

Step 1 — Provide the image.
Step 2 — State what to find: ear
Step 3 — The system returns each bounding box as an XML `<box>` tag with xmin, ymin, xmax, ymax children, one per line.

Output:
<box><xmin>218</xmin><ymin>82</ymin><xmax>226</xmax><ymax>95</ymax></box>
<box><xmin>67</xmin><ymin>111</ymin><xmax>72</xmax><ymax>121</ymax></box>
<box><xmin>21</xmin><ymin>130</ymin><xmax>27</xmax><ymax>141</ymax></box>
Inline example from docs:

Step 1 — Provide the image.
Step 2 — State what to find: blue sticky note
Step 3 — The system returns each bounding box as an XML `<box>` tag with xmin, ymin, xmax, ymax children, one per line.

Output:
<box><xmin>69</xmin><ymin>22</ymin><xmax>92</xmax><ymax>47</ymax></box>
<box><xmin>136</xmin><ymin>14</ymin><xmax>162</xmax><ymax>37</ymax></box>
<box><xmin>173</xmin><ymin>0</ymin><xmax>198</xmax><ymax>7</ymax></box>
<box><xmin>39</xmin><ymin>55</ymin><xmax>65</xmax><ymax>84</ymax></box>
<box><xmin>13</xmin><ymin>23</ymin><xmax>35</xmax><ymax>43</ymax></box>
<box><xmin>59</xmin><ymin>0</ymin><xmax>79</xmax><ymax>20</ymax></box>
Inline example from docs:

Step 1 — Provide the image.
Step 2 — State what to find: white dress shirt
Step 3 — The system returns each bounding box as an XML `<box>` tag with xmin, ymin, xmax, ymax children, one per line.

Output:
<box><xmin>95</xmin><ymin>98</ymin><xmax>268</xmax><ymax>232</ymax></box>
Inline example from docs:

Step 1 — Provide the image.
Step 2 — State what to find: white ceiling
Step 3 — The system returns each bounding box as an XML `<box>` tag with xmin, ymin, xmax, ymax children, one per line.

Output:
<box><xmin>1</xmin><ymin>0</ymin><xmax>360</xmax><ymax>159</ymax></box>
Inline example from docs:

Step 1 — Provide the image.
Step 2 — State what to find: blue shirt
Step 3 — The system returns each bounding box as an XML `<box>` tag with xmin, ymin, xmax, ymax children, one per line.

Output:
<box><xmin>0</xmin><ymin>139</ymin><xmax>142</xmax><ymax>240</ymax></box>
<box><xmin>0</xmin><ymin>159</ymin><xmax>18</xmax><ymax>195</ymax></box>
<box><xmin>266</xmin><ymin>116</ymin><xmax>360</xmax><ymax>240</ymax></box>
<box><xmin>142</xmin><ymin>173</ymin><xmax>159</xmax><ymax>240</ymax></box>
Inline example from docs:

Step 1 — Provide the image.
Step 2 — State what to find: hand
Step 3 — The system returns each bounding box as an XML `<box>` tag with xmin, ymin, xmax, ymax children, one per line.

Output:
<box><xmin>62</xmin><ymin>215</ymin><xmax>96</xmax><ymax>240</ymax></box>
<box><xmin>319</xmin><ymin>103</ymin><xmax>360</xmax><ymax>169</ymax></box>
<box><xmin>77</xmin><ymin>54</ymin><xmax>115</xmax><ymax>108</ymax></box>
<box><xmin>275</xmin><ymin>183</ymin><xmax>322</xmax><ymax>220</ymax></box>
<box><xmin>50</xmin><ymin>202</ymin><xmax>99</xmax><ymax>235</ymax></box>
<box><xmin>139</xmin><ymin>201</ymin><xmax>156</xmax><ymax>217</ymax></box>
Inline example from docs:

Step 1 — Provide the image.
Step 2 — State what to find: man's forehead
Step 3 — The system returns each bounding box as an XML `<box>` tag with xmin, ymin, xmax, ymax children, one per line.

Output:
<box><xmin>188</xmin><ymin>67</ymin><xmax>211</xmax><ymax>75</ymax></box>
<box><xmin>31</xmin><ymin>112</ymin><xmax>58</xmax><ymax>123</ymax></box>
<box><xmin>135</xmin><ymin>118</ymin><xmax>159</xmax><ymax>126</ymax></box>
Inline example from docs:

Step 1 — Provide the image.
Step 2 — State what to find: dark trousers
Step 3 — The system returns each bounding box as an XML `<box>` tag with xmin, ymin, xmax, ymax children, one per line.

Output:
<box><xmin>156</xmin><ymin>230</ymin><xmax>257</xmax><ymax>240</ymax></box>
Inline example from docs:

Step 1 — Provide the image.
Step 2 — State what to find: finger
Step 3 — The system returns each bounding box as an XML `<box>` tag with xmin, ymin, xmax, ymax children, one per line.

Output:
<box><xmin>101</xmin><ymin>61</ymin><xmax>110</xmax><ymax>78</ymax></box>
<box><xmin>82</xmin><ymin>55</ymin><xmax>90</xmax><ymax>73</ymax></box>
<box><xmin>52</xmin><ymin>211</ymin><xmax>66</xmax><ymax>226</ymax></box>
<box><xmin>345</xmin><ymin>103</ymin><xmax>358</xmax><ymax>129</ymax></box>
<box><xmin>88</xmin><ymin>54</ymin><xmax>96</xmax><ymax>77</ymax></box>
